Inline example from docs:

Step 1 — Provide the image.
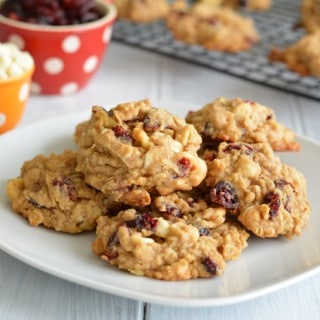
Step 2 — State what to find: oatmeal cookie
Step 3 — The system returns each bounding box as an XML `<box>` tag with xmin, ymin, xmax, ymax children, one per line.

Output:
<box><xmin>199</xmin><ymin>0</ymin><xmax>272</xmax><ymax>11</ymax></box>
<box><xmin>205</xmin><ymin>142</ymin><xmax>311</xmax><ymax>238</ymax></box>
<box><xmin>75</xmin><ymin>100</ymin><xmax>207</xmax><ymax>207</ymax></box>
<box><xmin>186</xmin><ymin>97</ymin><xmax>300</xmax><ymax>152</ymax></box>
<box><xmin>269</xmin><ymin>31</ymin><xmax>320</xmax><ymax>77</ymax></box>
<box><xmin>167</xmin><ymin>1</ymin><xmax>259</xmax><ymax>52</ymax></box>
<box><xmin>153</xmin><ymin>190</ymin><xmax>227</xmax><ymax>230</ymax></box>
<box><xmin>6</xmin><ymin>150</ymin><xmax>109</xmax><ymax>233</ymax></box>
<box><xmin>114</xmin><ymin>0</ymin><xmax>170</xmax><ymax>23</ymax></box>
<box><xmin>92</xmin><ymin>206</ymin><xmax>249</xmax><ymax>280</ymax></box>
<box><xmin>301</xmin><ymin>0</ymin><xmax>320</xmax><ymax>33</ymax></box>
<box><xmin>153</xmin><ymin>191</ymin><xmax>249</xmax><ymax>261</ymax></box>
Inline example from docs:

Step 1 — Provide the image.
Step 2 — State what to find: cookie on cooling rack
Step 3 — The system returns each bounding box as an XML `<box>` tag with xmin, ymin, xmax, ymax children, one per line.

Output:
<box><xmin>185</xmin><ymin>97</ymin><xmax>300</xmax><ymax>152</ymax></box>
<box><xmin>92</xmin><ymin>203</ymin><xmax>249</xmax><ymax>280</ymax></box>
<box><xmin>301</xmin><ymin>0</ymin><xmax>320</xmax><ymax>33</ymax></box>
<box><xmin>269</xmin><ymin>31</ymin><xmax>320</xmax><ymax>77</ymax></box>
<box><xmin>6</xmin><ymin>150</ymin><xmax>110</xmax><ymax>233</ymax></box>
<box><xmin>199</xmin><ymin>0</ymin><xmax>272</xmax><ymax>11</ymax></box>
<box><xmin>114</xmin><ymin>0</ymin><xmax>170</xmax><ymax>23</ymax></box>
<box><xmin>166</xmin><ymin>0</ymin><xmax>259</xmax><ymax>52</ymax></box>
<box><xmin>205</xmin><ymin>141</ymin><xmax>311</xmax><ymax>239</ymax></box>
<box><xmin>74</xmin><ymin>99</ymin><xmax>207</xmax><ymax>207</ymax></box>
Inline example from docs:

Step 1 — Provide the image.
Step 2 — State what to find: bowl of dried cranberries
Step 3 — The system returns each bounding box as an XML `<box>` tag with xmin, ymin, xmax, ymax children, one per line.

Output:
<box><xmin>0</xmin><ymin>0</ymin><xmax>117</xmax><ymax>95</ymax></box>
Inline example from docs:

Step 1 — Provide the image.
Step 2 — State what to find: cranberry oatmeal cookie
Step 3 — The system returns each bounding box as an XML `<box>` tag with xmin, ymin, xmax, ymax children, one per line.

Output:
<box><xmin>153</xmin><ymin>191</ymin><xmax>249</xmax><ymax>261</ymax></box>
<box><xmin>153</xmin><ymin>190</ymin><xmax>227</xmax><ymax>230</ymax></box>
<box><xmin>114</xmin><ymin>0</ymin><xmax>170</xmax><ymax>23</ymax></box>
<box><xmin>185</xmin><ymin>97</ymin><xmax>300</xmax><ymax>152</ymax></box>
<box><xmin>167</xmin><ymin>0</ymin><xmax>259</xmax><ymax>52</ymax></box>
<box><xmin>301</xmin><ymin>0</ymin><xmax>320</xmax><ymax>33</ymax></box>
<box><xmin>75</xmin><ymin>100</ymin><xmax>207</xmax><ymax>207</ymax></box>
<box><xmin>269</xmin><ymin>31</ymin><xmax>320</xmax><ymax>77</ymax></box>
<box><xmin>92</xmin><ymin>204</ymin><xmax>249</xmax><ymax>280</ymax></box>
<box><xmin>6</xmin><ymin>150</ymin><xmax>109</xmax><ymax>233</ymax></box>
<box><xmin>205</xmin><ymin>142</ymin><xmax>311</xmax><ymax>238</ymax></box>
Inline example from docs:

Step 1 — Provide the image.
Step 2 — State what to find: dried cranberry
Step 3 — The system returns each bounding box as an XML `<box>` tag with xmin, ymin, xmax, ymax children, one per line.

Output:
<box><xmin>186</xmin><ymin>197</ymin><xmax>197</xmax><ymax>208</ymax></box>
<box><xmin>0</xmin><ymin>0</ymin><xmax>102</xmax><ymax>25</ymax></box>
<box><xmin>284</xmin><ymin>195</ymin><xmax>292</xmax><ymax>213</ymax></box>
<box><xmin>163</xmin><ymin>204</ymin><xmax>182</xmax><ymax>218</ymax></box>
<box><xmin>264</xmin><ymin>192</ymin><xmax>280</xmax><ymax>218</ymax></box>
<box><xmin>210</xmin><ymin>181</ymin><xmax>240</xmax><ymax>209</ymax></box>
<box><xmin>223</xmin><ymin>143</ymin><xmax>253</xmax><ymax>155</ymax></box>
<box><xmin>274</xmin><ymin>179</ymin><xmax>290</xmax><ymax>189</ymax></box>
<box><xmin>143</xmin><ymin>116</ymin><xmax>159</xmax><ymax>133</ymax></box>
<box><xmin>126</xmin><ymin>212</ymin><xmax>158</xmax><ymax>231</ymax></box>
<box><xmin>202</xmin><ymin>257</ymin><xmax>217</xmax><ymax>275</ymax></box>
<box><xmin>104</xmin><ymin>251</ymin><xmax>118</xmax><ymax>260</ymax></box>
<box><xmin>266</xmin><ymin>114</ymin><xmax>273</xmax><ymax>120</ymax></box>
<box><xmin>107</xmin><ymin>231</ymin><xmax>119</xmax><ymax>248</ymax></box>
<box><xmin>112</xmin><ymin>125</ymin><xmax>132</xmax><ymax>142</ymax></box>
<box><xmin>52</xmin><ymin>175</ymin><xmax>77</xmax><ymax>201</ymax></box>
<box><xmin>178</xmin><ymin>157</ymin><xmax>192</xmax><ymax>176</ymax></box>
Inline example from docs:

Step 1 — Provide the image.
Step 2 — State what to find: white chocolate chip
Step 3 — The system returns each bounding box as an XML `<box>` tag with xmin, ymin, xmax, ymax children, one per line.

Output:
<box><xmin>7</xmin><ymin>63</ymin><xmax>24</xmax><ymax>78</ymax></box>
<box><xmin>0</xmin><ymin>42</ymin><xmax>34</xmax><ymax>80</ymax></box>
<box><xmin>0</xmin><ymin>69</ymin><xmax>8</xmax><ymax>80</ymax></box>
<box><xmin>154</xmin><ymin>218</ymin><xmax>170</xmax><ymax>238</ymax></box>
<box><xmin>14</xmin><ymin>52</ymin><xmax>34</xmax><ymax>71</ymax></box>
<box><xmin>0</xmin><ymin>55</ymin><xmax>12</xmax><ymax>70</ymax></box>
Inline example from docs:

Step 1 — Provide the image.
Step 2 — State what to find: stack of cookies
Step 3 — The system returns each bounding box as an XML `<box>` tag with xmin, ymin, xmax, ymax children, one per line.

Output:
<box><xmin>7</xmin><ymin>98</ymin><xmax>311</xmax><ymax>281</ymax></box>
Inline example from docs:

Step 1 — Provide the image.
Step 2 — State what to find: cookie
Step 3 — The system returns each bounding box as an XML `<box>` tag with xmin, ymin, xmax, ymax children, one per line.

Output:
<box><xmin>205</xmin><ymin>142</ymin><xmax>311</xmax><ymax>238</ymax></box>
<box><xmin>269</xmin><ymin>31</ymin><xmax>320</xmax><ymax>77</ymax></box>
<box><xmin>75</xmin><ymin>100</ymin><xmax>207</xmax><ymax>207</ymax></box>
<box><xmin>301</xmin><ymin>0</ymin><xmax>320</xmax><ymax>33</ymax></box>
<box><xmin>114</xmin><ymin>0</ymin><xmax>170</xmax><ymax>23</ymax></box>
<box><xmin>153</xmin><ymin>190</ymin><xmax>226</xmax><ymax>230</ymax></box>
<box><xmin>6</xmin><ymin>150</ymin><xmax>109</xmax><ymax>233</ymax></box>
<box><xmin>153</xmin><ymin>191</ymin><xmax>249</xmax><ymax>261</ymax></box>
<box><xmin>92</xmin><ymin>205</ymin><xmax>249</xmax><ymax>280</ymax></box>
<box><xmin>186</xmin><ymin>97</ymin><xmax>300</xmax><ymax>152</ymax></box>
<box><xmin>167</xmin><ymin>0</ymin><xmax>259</xmax><ymax>52</ymax></box>
<box><xmin>199</xmin><ymin>0</ymin><xmax>272</xmax><ymax>11</ymax></box>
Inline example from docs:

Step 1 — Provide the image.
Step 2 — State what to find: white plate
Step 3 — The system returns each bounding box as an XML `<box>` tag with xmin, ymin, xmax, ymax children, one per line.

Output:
<box><xmin>1</xmin><ymin>110</ymin><xmax>320</xmax><ymax>307</ymax></box>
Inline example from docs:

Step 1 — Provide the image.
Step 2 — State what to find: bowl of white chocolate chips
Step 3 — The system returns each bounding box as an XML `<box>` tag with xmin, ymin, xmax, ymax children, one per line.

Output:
<box><xmin>0</xmin><ymin>42</ymin><xmax>34</xmax><ymax>134</ymax></box>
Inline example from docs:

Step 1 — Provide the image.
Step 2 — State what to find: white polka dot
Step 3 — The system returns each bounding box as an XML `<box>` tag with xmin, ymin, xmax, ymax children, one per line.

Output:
<box><xmin>44</xmin><ymin>57</ymin><xmax>64</xmax><ymax>74</ymax></box>
<box><xmin>0</xmin><ymin>113</ymin><xmax>6</xmax><ymax>127</ymax></box>
<box><xmin>62</xmin><ymin>35</ymin><xmax>81</xmax><ymax>53</ymax></box>
<box><xmin>31</xmin><ymin>82</ymin><xmax>42</xmax><ymax>94</ymax></box>
<box><xmin>19</xmin><ymin>82</ymin><xmax>30</xmax><ymax>102</ymax></box>
<box><xmin>60</xmin><ymin>82</ymin><xmax>78</xmax><ymax>95</ymax></box>
<box><xmin>83</xmin><ymin>55</ymin><xmax>98</xmax><ymax>73</ymax></box>
<box><xmin>102</xmin><ymin>27</ymin><xmax>113</xmax><ymax>43</ymax></box>
<box><xmin>8</xmin><ymin>34</ymin><xmax>25</xmax><ymax>50</ymax></box>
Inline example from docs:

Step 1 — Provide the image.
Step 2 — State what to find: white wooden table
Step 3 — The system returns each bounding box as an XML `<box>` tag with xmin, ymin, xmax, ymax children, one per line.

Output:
<box><xmin>1</xmin><ymin>42</ymin><xmax>320</xmax><ymax>320</ymax></box>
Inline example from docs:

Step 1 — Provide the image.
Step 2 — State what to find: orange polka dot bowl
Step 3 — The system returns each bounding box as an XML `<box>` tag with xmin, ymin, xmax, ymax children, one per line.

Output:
<box><xmin>0</xmin><ymin>0</ymin><xmax>117</xmax><ymax>95</ymax></box>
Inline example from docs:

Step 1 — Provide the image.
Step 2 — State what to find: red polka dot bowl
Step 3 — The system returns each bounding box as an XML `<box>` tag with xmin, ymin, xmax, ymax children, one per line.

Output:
<box><xmin>0</xmin><ymin>0</ymin><xmax>117</xmax><ymax>95</ymax></box>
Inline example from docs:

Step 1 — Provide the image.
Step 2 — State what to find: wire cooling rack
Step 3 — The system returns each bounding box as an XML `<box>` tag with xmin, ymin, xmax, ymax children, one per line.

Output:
<box><xmin>112</xmin><ymin>0</ymin><xmax>320</xmax><ymax>101</ymax></box>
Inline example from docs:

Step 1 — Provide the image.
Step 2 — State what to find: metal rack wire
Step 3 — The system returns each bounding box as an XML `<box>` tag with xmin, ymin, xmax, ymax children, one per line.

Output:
<box><xmin>112</xmin><ymin>0</ymin><xmax>320</xmax><ymax>100</ymax></box>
